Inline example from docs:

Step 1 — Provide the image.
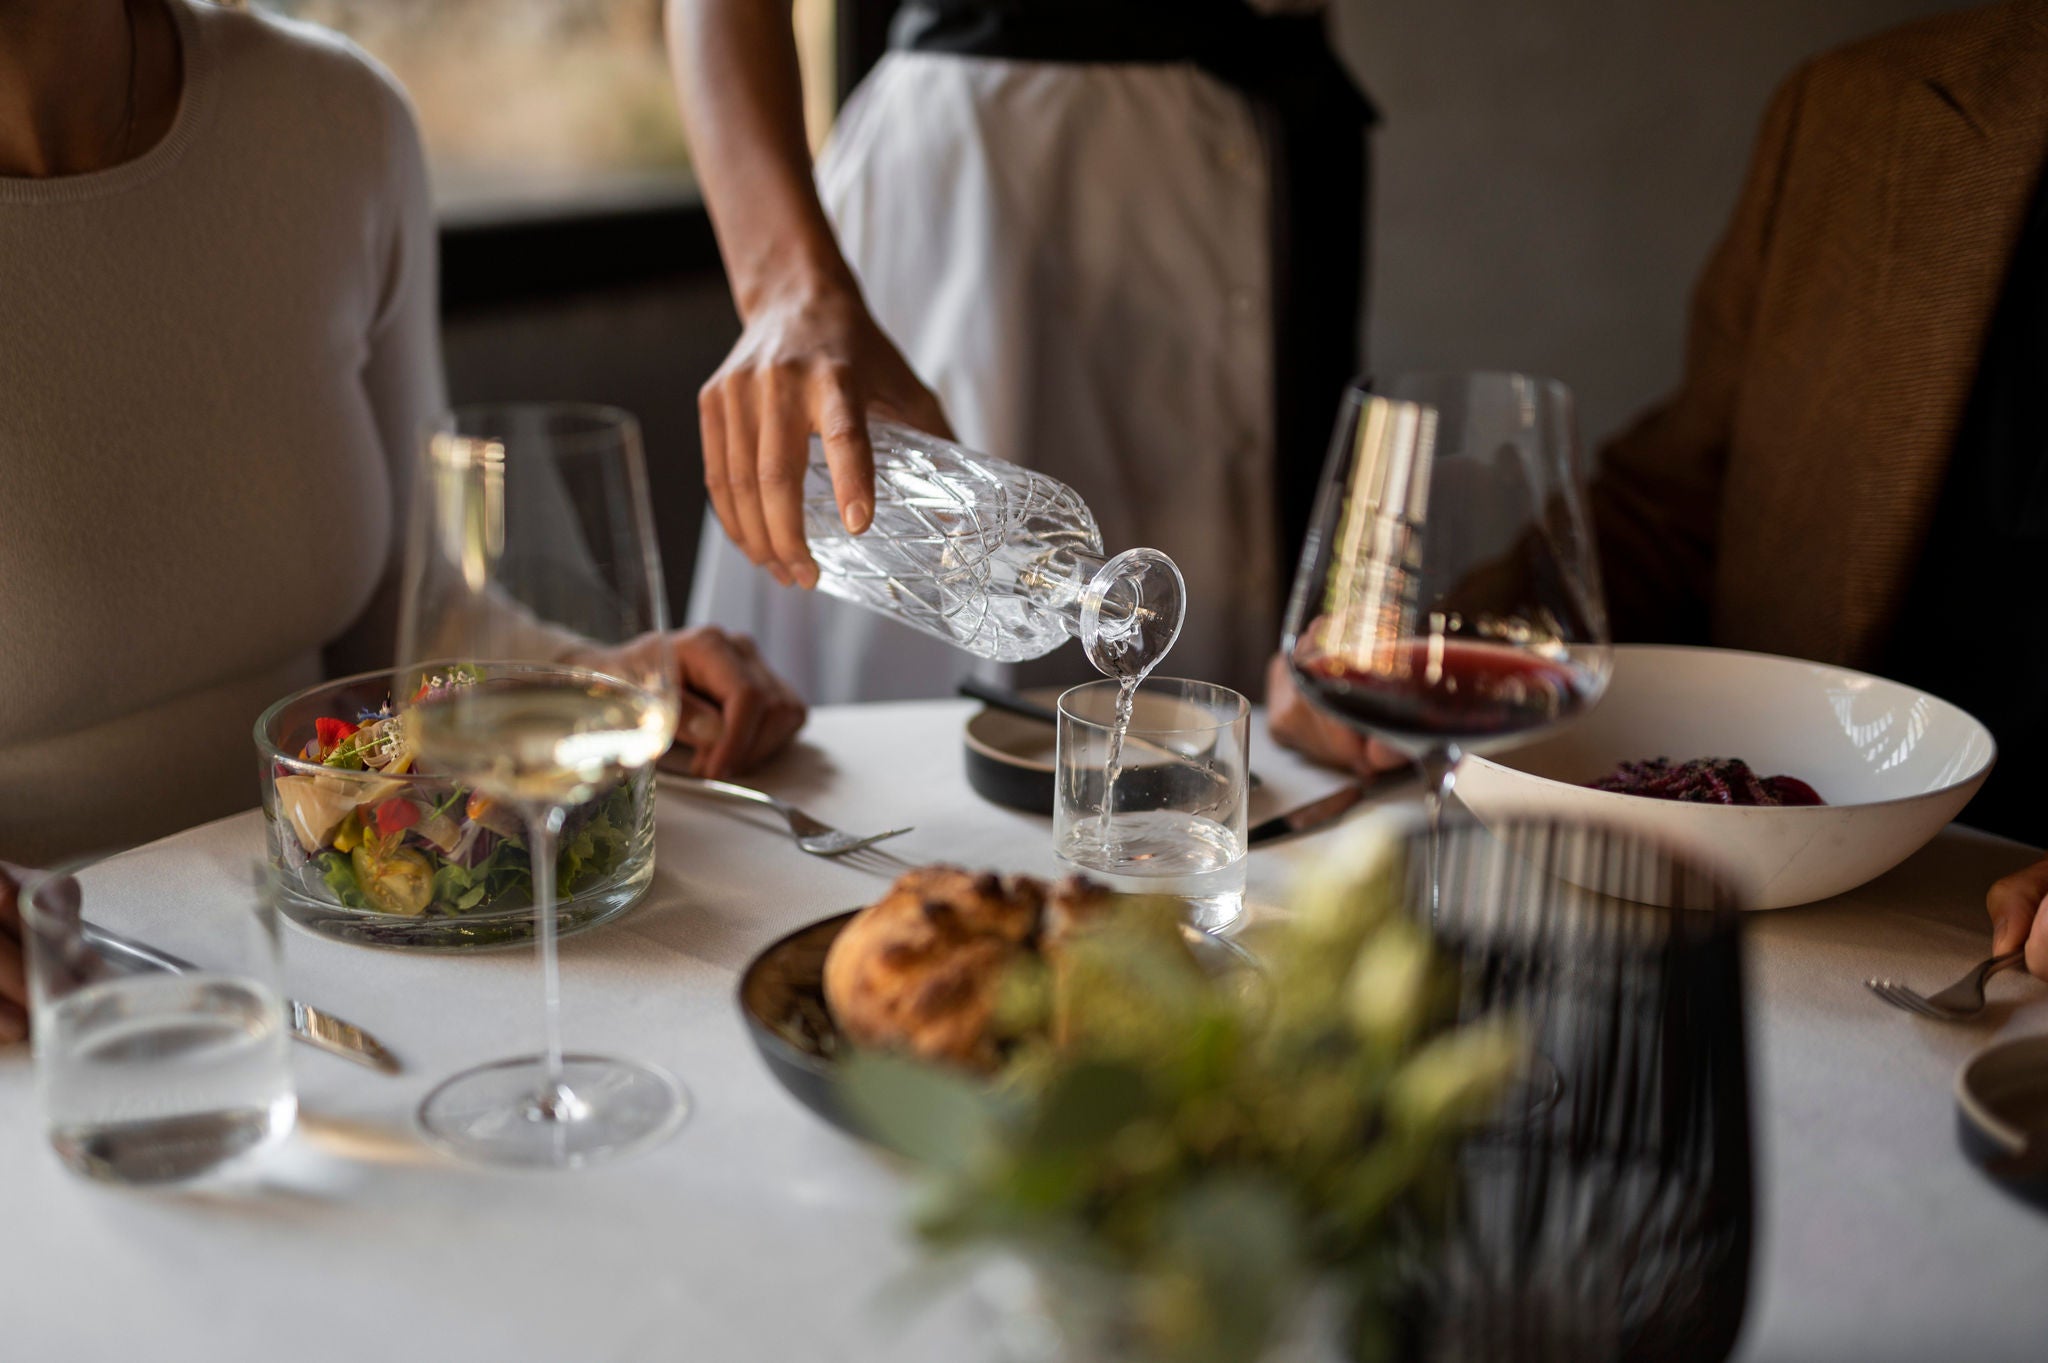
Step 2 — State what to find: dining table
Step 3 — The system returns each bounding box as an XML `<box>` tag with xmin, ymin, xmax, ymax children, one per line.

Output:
<box><xmin>3</xmin><ymin>698</ymin><xmax>2045</xmax><ymax>1363</ymax></box>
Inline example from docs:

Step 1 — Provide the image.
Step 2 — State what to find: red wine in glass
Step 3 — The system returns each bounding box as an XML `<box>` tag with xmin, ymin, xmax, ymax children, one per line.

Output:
<box><xmin>1280</xmin><ymin>373</ymin><xmax>1612</xmax><ymax>923</ymax></box>
<box><xmin>1291</xmin><ymin>637</ymin><xmax>1600</xmax><ymax>754</ymax></box>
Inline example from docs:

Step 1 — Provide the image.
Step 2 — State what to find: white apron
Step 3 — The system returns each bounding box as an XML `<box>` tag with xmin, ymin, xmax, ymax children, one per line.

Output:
<box><xmin>688</xmin><ymin>53</ymin><xmax>1280</xmax><ymax>704</ymax></box>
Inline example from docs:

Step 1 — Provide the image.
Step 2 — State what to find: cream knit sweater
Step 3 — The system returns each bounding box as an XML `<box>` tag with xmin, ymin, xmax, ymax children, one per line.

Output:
<box><xmin>0</xmin><ymin>1</ymin><xmax>442</xmax><ymax>862</ymax></box>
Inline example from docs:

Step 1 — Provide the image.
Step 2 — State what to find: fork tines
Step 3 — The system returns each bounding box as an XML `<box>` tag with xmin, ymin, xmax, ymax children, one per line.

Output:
<box><xmin>834</xmin><ymin>844</ymin><xmax>918</xmax><ymax>878</ymax></box>
<box><xmin>1864</xmin><ymin>978</ymin><xmax>1959</xmax><ymax>1021</ymax></box>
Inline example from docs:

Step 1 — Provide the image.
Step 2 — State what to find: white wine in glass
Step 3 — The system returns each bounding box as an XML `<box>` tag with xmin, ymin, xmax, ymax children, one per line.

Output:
<box><xmin>407</xmin><ymin>667</ymin><xmax>676</xmax><ymax>807</ymax></box>
<box><xmin>397</xmin><ymin>404</ymin><xmax>685</xmax><ymax>1169</ymax></box>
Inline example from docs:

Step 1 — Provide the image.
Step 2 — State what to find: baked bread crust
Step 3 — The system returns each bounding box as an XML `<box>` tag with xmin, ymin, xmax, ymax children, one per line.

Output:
<box><xmin>823</xmin><ymin>866</ymin><xmax>1049</xmax><ymax>1071</ymax></box>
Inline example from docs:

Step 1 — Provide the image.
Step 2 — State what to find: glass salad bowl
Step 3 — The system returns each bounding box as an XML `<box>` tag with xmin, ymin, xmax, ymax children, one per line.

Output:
<box><xmin>256</xmin><ymin>669</ymin><xmax>656</xmax><ymax>950</ymax></box>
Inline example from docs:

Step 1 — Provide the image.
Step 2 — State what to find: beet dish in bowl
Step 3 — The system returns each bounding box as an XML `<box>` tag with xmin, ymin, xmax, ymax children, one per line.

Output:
<box><xmin>1453</xmin><ymin>645</ymin><xmax>1994</xmax><ymax>909</ymax></box>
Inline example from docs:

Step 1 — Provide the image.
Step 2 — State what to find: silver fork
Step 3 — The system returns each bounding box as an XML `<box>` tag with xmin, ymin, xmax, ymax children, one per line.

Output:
<box><xmin>1865</xmin><ymin>949</ymin><xmax>2026</xmax><ymax>1021</ymax></box>
<box><xmin>659</xmin><ymin>773</ymin><xmax>913</xmax><ymax>857</ymax></box>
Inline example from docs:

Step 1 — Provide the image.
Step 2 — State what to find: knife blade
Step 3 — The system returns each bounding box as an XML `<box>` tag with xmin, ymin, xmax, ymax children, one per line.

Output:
<box><xmin>1248</xmin><ymin>783</ymin><xmax>1378</xmax><ymax>847</ymax></box>
<box><xmin>79</xmin><ymin>922</ymin><xmax>401</xmax><ymax>1075</ymax></box>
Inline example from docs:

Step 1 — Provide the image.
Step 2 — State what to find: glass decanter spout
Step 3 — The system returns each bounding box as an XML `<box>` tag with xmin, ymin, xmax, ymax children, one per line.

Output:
<box><xmin>1077</xmin><ymin>548</ymin><xmax>1187</xmax><ymax>679</ymax></box>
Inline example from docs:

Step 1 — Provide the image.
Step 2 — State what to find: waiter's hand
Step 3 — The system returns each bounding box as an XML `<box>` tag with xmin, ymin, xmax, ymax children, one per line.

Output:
<box><xmin>661</xmin><ymin>625</ymin><xmax>808</xmax><ymax>779</ymax></box>
<box><xmin>1985</xmin><ymin>854</ymin><xmax>2048</xmax><ymax>980</ymax></box>
<box><xmin>1265</xmin><ymin>653</ymin><xmax>1409</xmax><ymax>781</ymax></box>
<box><xmin>1</xmin><ymin>864</ymin><xmax>29</xmax><ymax>1044</ymax></box>
<box><xmin>699</xmin><ymin>279</ymin><xmax>952</xmax><ymax>590</ymax></box>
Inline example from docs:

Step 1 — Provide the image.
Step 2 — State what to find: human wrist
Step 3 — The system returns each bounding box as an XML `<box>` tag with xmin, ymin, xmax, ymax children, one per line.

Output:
<box><xmin>730</xmin><ymin>229</ymin><xmax>857</xmax><ymax>322</ymax></box>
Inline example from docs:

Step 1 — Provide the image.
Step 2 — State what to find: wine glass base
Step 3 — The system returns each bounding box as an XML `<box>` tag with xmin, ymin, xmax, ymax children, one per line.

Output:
<box><xmin>417</xmin><ymin>1053</ymin><xmax>688</xmax><ymax>1170</ymax></box>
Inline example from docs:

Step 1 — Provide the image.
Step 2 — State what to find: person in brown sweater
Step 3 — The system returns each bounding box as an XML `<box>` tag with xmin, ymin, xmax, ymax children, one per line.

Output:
<box><xmin>1274</xmin><ymin>0</ymin><xmax>2048</xmax><ymax>976</ymax></box>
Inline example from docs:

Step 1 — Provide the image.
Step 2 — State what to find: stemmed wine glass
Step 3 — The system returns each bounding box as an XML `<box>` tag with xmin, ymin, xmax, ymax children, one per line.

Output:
<box><xmin>1281</xmin><ymin>372</ymin><xmax>1612</xmax><ymax>907</ymax></box>
<box><xmin>396</xmin><ymin>403</ymin><xmax>686</xmax><ymax>1169</ymax></box>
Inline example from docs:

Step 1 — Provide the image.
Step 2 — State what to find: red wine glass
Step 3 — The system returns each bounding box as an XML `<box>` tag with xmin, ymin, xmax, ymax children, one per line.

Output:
<box><xmin>1281</xmin><ymin>373</ymin><xmax>1612</xmax><ymax>908</ymax></box>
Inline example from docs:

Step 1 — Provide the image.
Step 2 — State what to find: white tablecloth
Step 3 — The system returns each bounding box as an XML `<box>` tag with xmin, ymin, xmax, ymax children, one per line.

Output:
<box><xmin>3</xmin><ymin>701</ymin><xmax>2044</xmax><ymax>1362</ymax></box>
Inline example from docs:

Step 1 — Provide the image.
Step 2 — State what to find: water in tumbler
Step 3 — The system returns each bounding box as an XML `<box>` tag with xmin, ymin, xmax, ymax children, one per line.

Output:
<box><xmin>1057</xmin><ymin>810</ymin><xmax>1248</xmax><ymax>933</ymax></box>
<box><xmin>39</xmin><ymin>973</ymin><xmax>296</xmax><ymax>1184</ymax></box>
<box><xmin>803</xmin><ymin>421</ymin><xmax>1185</xmax><ymax>673</ymax></box>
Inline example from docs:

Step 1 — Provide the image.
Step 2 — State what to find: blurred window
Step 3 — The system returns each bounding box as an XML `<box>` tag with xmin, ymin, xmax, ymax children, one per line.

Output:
<box><xmin>259</xmin><ymin>0</ymin><xmax>838</xmax><ymax>222</ymax></box>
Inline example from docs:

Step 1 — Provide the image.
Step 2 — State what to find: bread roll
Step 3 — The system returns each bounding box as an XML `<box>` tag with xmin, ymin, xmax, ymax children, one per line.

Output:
<box><xmin>823</xmin><ymin>866</ymin><xmax>1047</xmax><ymax>1071</ymax></box>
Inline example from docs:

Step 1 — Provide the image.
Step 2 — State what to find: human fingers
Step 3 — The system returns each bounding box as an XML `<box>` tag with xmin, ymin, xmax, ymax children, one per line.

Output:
<box><xmin>748</xmin><ymin>703</ymin><xmax>805</xmax><ymax>771</ymax></box>
<box><xmin>671</xmin><ymin>689</ymin><xmax>726</xmax><ymax>779</ymax></box>
<box><xmin>1364</xmin><ymin>739</ymin><xmax>1410</xmax><ymax>775</ymax></box>
<box><xmin>814</xmin><ymin>367</ymin><xmax>877</xmax><ymax>536</ymax></box>
<box><xmin>758</xmin><ymin>364</ymin><xmax>820</xmax><ymax>588</ymax></box>
<box><xmin>698</xmin><ymin>377</ymin><xmax>742</xmax><ymax>551</ymax></box>
<box><xmin>738</xmin><ymin>652</ymin><xmax>806</xmax><ymax>771</ymax></box>
<box><xmin>720</xmin><ymin>377</ymin><xmax>783</xmax><ymax>584</ymax></box>
<box><xmin>1266</xmin><ymin>655</ymin><xmax>1356</xmax><ymax>762</ymax></box>
<box><xmin>706</xmin><ymin>682</ymin><xmax>765</xmax><ymax>781</ymax></box>
<box><xmin>0</xmin><ymin>930</ymin><xmax>24</xmax><ymax>1016</ymax></box>
<box><xmin>2029</xmin><ymin>901</ymin><xmax>2048</xmax><ymax>982</ymax></box>
<box><xmin>1312</xmin><ymin>711</ymin><xmax>1383</xmax><ymax>778</ymax></box>
<box><xmin>709</xmin><ymin>635</ymin><xmax>800</xmax><ymax>776</ymax></box>
<box><xmin>1265</xmin><ymin>655</ymin><xmax>1404</xmax><ymax>781</ymax></box>
<box><xmin>1985</xmin><ymin>856</ymin><xmax>2048</xmax><ymax>962</ymax></box>
<box><xmin>671</xmin><ymin>628</ymin><xmax>768</xmax><ymax>778</ymax></box>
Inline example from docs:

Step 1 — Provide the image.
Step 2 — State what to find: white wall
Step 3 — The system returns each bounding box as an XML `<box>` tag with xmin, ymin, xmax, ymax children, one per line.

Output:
<box><xmin>1332</xmin><ymin>0</ymin><xmax>1977</xmax><ymax>446</ymax></box>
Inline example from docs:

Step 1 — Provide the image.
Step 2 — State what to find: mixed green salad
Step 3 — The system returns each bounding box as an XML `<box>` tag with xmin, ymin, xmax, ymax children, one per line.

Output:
<box><xmin>270</xmin><ymin>676</ymin><xmax>642</xmax><ymax>918</ymax></box>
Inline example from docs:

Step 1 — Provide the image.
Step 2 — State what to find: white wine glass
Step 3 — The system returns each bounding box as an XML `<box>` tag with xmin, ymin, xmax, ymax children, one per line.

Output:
<box><xmin>396</xmin><ymin>403</ymin><xmax>685</xmax><ymax>1169</ymax></box>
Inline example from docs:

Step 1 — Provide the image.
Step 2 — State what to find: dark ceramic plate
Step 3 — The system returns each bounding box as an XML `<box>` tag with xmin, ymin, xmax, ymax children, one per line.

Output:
<box><xmin>962</xmin><ymin>692</ymin><xmax>1062</xmax><ymax>815</ymax></box>
<box><xmin>1956</xmin><ymin>1034</ymin><xmax>2048</xmax><ymax>1209</ymax></box>
<box><xmin>962</xmin><ymin>690</ymin><xmax>1247</xmax><ymax>818</ymax></box>
<box><xmin>736</xmin><ymin>909</ymin><xmax>1256</xmax><ymax>1140</ymax></box>
<box><xmin>736</xmin><ymin>911</ymin><xmax>865</xmax><ymax>1135</ymax></box>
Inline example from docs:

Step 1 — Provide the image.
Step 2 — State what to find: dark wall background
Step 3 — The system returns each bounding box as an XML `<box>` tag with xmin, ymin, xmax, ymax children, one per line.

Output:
<box><xmin>442</xmin><ymin>275</ymin><xmax>738</xmax><ymax>617</ymax></box>
<box><xmin>444</xmin><ymin>0</ymin><xmax>1980</xmax><ymax>615</ymax></box>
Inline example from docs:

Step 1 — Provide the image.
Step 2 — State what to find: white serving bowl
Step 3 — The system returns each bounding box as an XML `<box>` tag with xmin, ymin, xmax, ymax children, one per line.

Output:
<box><xmin>1454</xmin><ymin>645</ymin><xmax>1995</xmax><ymax>909</ymax></box>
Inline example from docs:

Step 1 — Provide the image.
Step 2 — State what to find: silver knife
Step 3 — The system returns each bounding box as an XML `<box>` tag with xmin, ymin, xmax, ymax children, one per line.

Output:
<box><xmin>80</xmin><ymin>922</ymin><xmax>402</xmax><ymax>1075</ymax></box>
<box><xmin>1248</xmin><ymin>782</ymin><xmax>1384</xmax><ymax>847</ymax></box>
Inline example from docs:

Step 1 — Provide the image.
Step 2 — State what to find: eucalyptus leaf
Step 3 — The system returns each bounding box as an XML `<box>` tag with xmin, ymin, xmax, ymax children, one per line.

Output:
<box><xmin>1028</xmin><ymin>1059</ymin><xmax>1154</xmax><ymax>1155</ymax></box>
<box><xmin>1387</xmin><ymin>1021</ymin><xmax>1527</xmax><ymax>1134</ymax></box>
<box><xmin>1344</xmin><ymin>919</ymin><xmax>1432</xmax><ymax>1048</ymax></box>
<box><xmin>839</xmin><ymin>1050</ymin><xmax>999</xmax><ymax>1172</ymax></box>
<box><xmin>1160</xmin><ymin>1175</ymin><xmax>1303</xmax><ymax>1363</ymax></box>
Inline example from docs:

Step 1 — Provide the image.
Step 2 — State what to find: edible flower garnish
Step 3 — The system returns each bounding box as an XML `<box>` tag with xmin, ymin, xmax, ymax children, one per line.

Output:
<box><xmin>314</xmin><ymin>717</ymin><xmax>359</xmax><ymax>757</ymax></box>
<box><xmin>373</xmin><ymin>797</ymin><xmax>421</xmax><ymax>837</ymax></box>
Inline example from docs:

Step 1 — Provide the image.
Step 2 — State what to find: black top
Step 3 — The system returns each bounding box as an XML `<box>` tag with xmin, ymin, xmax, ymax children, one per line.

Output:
<box><xmin>893</xmin><ymin>0</ymin><xmax>1239</xmax><ymax>63</ymax></box>
<box><xmin>1881</xmin><ymin>155</ymin><xmax>2048</xmax><ymax>842</ymax></box>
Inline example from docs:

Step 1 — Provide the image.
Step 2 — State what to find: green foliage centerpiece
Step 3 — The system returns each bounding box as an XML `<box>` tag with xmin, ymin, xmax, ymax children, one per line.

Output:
<box><xmin>842</xmin><ymin>827</ymin><xmax>1522</xmax><ymax>1363</ymax></box>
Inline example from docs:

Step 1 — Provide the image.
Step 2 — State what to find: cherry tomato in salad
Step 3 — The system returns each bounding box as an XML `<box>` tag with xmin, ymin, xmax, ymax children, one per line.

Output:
<box><xmin>350</xmin><ymin>841</ymin><xmax>434</xmax><ymax>916</ymax></box>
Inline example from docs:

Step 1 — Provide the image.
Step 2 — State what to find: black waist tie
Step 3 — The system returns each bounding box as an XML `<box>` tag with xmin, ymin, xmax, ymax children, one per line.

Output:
<box><xmin>891</xmin><ymin>0</ymin><xmax>1378</xmax><ymax>612</ymax></box>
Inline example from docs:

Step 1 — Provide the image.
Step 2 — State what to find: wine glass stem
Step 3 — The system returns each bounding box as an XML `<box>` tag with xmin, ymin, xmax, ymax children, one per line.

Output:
<box><xmin>1418</xmin><ymin>745</ymin><xmax>1461</xmax><ymax>921</ymax></box>
<box><xmin>526</xmin><ymin>802</ymin><xmax>577</xmax><ymax>1119</ymax></box>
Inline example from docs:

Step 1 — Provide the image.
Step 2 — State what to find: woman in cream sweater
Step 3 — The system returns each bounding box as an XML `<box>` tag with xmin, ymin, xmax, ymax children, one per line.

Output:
<box><xmin>0</xmin><ymin>0</ymin><xmax>803</xmax><ymax>1036</ymax></box>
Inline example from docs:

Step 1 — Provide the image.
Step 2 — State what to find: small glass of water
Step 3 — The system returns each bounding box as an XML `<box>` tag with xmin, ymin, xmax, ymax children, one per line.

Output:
<box><xmin>1053</xmin><ymin>677</ymin><xmax>1250</xmax><ymax>933</ymax></box>
<box><xmin>22</xmin><ymin>866</ymin><xmax>296</xmax><ymax>1185</ymax></box>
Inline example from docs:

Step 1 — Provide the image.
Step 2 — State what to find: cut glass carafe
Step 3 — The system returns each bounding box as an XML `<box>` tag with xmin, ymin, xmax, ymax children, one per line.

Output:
<box><xmin>804</xmin><ymin>421</ymin><xmax>1185</xmax><ymax>677</ymax></box>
